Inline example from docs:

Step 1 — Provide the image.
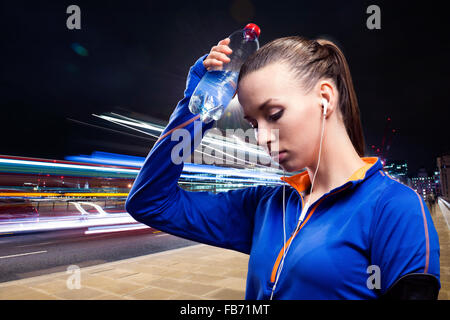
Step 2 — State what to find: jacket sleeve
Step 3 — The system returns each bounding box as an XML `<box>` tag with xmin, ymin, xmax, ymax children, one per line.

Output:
<box><xmin>125</xmin><ymin>54</ymin><xmax>273</xmax><ymax>254</ymax></box>
<box><xmin>370</xmin><ymin>183</ymin><xmax>441</xmax><ymax>295</ymax></box>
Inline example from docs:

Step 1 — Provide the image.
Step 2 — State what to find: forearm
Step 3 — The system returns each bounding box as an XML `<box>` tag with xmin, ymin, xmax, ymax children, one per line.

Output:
<box><xmin>124</xmin><ymin>54</ymin><xmax>270</xmax><ymax>253</ymax></box>
<box><xmin>125</xmin><ymin>54</ymin><xmax>211</xmax><ymax>217</ymax></box>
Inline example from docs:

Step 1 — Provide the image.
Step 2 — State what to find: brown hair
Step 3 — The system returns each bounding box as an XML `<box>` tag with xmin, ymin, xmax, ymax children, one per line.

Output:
<box><xmin>238</xmin><ymin>36</ymin><xmax>366</xmax><ymax>157</ymax></box>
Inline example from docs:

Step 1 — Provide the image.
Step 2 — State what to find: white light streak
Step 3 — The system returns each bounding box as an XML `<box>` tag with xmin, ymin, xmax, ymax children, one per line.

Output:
<box><xmin>0</xmin><ymin>158</ymin><xmax>139</xmax><ymax>175</ymax></box>
<box><xmin>0</xmin><ymin>250</ymin><xmax>47</xmax><ymax>259</ymax></box>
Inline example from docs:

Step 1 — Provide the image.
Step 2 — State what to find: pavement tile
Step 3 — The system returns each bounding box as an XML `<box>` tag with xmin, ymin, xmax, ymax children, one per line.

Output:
<box><xmin>146</xmin><ymin>278</ymin><xmax>188</xmax><ymax>291</ymax></box>
<box><xmin>170</xmin><ymin>293</ymin><xmax>206</xmax><ymax>300</ymax></box>
<box><xmin>204</xmin><ymin>288</ymin><xmax>245</xmax><ymax>300</ymax></box>
<box><xmin>161</xmin><ymin>269</ymin><xmax>195</xmax><ymax>281</ymax></box>
<box><xmin>125</xmin><ymin>287</ymin><xmax>177</xmax><ymax>299</ymax></box>
<box><xmin>88</xmin><ymin>267</ymin><xmax>115</xmax><ymax>275</ymax></box>
<box><xmin>432</xmin><ymin>204</ymin><xmax>450</xmax><ymax>300</ymax></box>
<box><xmin>194</xmin><ymin>265</ymin><xmax>235</xmax><ymax>277</ymax></box>
<box><xmin>138</xmin><ymin>258</ymin><xmax>181</xmax><ymax>267</ymax></box>
<box><xmin>88</xmin><ymin>268</ymin><xmax>139</xmax><ymax>279</ymax></box>
<box><xmin>124</xmin><ymin>263</ymin><xmax>169</xmax><ymax>275</ymax></box>
<box><xmin>100</xmin><ymin>280</ymin><xmax>146</xmax><ymax>296</ymax></box>
<box><xmin>440</xmin><ymin>273</ymin><xmax>450</xmax><ymax>282</ymax></box>
<box><xmin>53</xmin><ymin>286</ymin><xmax>106</xmax><ymax>300</ymax></box>
<box><xmin>194</xmin><ymin>258</ymin><xmax>224</xmax><ymax>266</ymax></box>
<box><xmin>188</xmin><ymin>273</ymin><xmax>227</xmax><ymax>284</ymax></box>
<box><xmin>146</xmin><ymin>276</ymin><xmax>222</xmax><ymax>297</ymax></box>
<box><xmin>166</xmin><ymin>262</ymin><xmax>205</xmax><ymax>272</ymax></box>
<box><xmin>92</xmin><ymin>293</ymin><xmax>129</xmax><ymax>300</ymax></box>
<box><xmin>438</xmin><ymin>290</ymin><xmax>448</xmax><ymax>300</ymax></box>
<box><xmin>223</xmin><ymin>268</ymin><xmax>248</xmax><ymax>278</ymax></box>
<box><xmin>80</xmin><ymin>275</ymin><xmax>117</xmax><ymax>288</ymax></box>
<box><xmin>174</xmin><ymin>282</ymin><xmax>221</xmax><ymax>296</ymax></box>
<box><xmin>118</xmin><ymin>272</ymin><xmax>162</xmax><ymax>285</ymax></box>
<box><xmin>9</xmin><ymin>289</ymin><xmax>58</xmax><ymax>300</ymax></box>
<box><xmin>210</xmin><ymin>277</ymin><xmax>247</xmax><ymax>291</ymax></box>
<box><xmin>0</xmin><ymin>284</ymin><xmax>32</xmax><ymax>299</ymax></box>
<box><xmin>27</xmin><ymin>279</ymin><xmax>69</xmax><ymax>295</ymax></box>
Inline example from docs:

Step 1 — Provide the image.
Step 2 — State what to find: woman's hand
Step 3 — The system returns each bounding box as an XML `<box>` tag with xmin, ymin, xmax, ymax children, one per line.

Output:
<box><xmin>203</xmin><ymin>38</ymin><xmax>233</xmax><ymax>71</ymax></box>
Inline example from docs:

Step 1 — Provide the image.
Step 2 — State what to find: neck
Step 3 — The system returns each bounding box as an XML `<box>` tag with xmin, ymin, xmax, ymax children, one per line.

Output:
<box><xmin>305</xmin><ymin>118</ymin><xmax>366</xmax><ymax>199</ymax></box>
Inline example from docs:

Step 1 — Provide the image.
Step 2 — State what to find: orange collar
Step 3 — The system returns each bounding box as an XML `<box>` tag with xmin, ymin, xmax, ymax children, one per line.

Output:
<box><xmin>280</xmin><ymin>157</ymin><xmax>379</xmax><ymax>194</ymax></box>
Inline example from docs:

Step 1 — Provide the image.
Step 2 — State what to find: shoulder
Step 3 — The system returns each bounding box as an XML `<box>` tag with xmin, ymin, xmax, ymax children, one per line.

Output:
<box><xmin>371</xmin><ymin>172</ymin><xmax>428</xmax><ymax>231</ymax></box>
<box><xmin>243</xmin><ymin>184</ymin><xmax>290</xmax><ymax>210</ymax></box>
<box><xmin>251</xmin><ymin>184</ymin><xmax>280</xmax><ymax>202</ymax></box>
<box><xmin>376</xmin><ymin>174</ymin><xmax>425</xmax><ymax>215</ymax></box>
<box><xmin>368</xmin><ymin>172</ymin><xmax>440</xmax><ymax>285</ymax></box>
<box><xmin>224</xmin><ymin>184</ymin><xmax>279</xmax><ymax>207</ymax></box>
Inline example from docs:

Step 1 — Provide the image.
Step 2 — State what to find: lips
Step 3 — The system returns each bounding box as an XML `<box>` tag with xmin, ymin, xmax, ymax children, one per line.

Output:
<box><xmin>270</xmin><ymin>150</ymin><xmax>287</xmax><ymax>163</ymax></box>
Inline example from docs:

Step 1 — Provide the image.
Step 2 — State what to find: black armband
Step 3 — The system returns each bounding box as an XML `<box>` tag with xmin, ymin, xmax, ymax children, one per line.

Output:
<box><xmin>379</xmin><ymin>273</ymin><xmax>440</xmax><ymax>300</ymax></box>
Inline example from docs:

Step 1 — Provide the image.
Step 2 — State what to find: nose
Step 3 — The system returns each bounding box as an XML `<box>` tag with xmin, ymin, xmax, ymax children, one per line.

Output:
<box><xmin>256</xmin><ymin>126</ymin><xmax>279</xmax><ymax>153</ymax></box>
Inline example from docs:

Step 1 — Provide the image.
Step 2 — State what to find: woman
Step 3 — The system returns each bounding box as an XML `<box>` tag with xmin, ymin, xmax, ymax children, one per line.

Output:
<box><xmin>126</xmin><ymin>36</ymin><xmax>440</xmax><ymax>299</ymax></box>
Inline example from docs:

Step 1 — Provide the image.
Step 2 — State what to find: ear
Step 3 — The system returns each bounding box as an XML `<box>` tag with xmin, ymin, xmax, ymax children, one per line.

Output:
<box><xmin>317</xmin><ymin>80</ymin><xmax>336</xmax><ymax>118</ymax></box>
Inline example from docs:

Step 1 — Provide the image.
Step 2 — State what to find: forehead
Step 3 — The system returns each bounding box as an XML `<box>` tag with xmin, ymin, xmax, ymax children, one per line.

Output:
<box><xmin>237</xmin><ymin>62</ymin><xmax>299</xmax><ymax>112</ymax></box>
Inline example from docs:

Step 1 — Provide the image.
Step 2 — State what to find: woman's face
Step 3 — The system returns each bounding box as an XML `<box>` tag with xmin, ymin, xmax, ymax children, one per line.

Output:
<box><xmin>237</xmin><ymin>62</ymin><xmax>324</xmax><ymax>172</ymax></box>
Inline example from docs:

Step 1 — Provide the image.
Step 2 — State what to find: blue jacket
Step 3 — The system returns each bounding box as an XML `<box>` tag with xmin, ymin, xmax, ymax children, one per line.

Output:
<box><xmin>125</xmin><ymin>54</ymin><xmax>440</xmax><ymax>299</ymax></box>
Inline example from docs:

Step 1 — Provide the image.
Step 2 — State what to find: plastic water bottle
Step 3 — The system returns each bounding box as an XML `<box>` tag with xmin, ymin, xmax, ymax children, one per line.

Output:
<box><xmin>189</xmin><ymin>23</ymin><xmax>261</xmax><ymax>123</ymax></box>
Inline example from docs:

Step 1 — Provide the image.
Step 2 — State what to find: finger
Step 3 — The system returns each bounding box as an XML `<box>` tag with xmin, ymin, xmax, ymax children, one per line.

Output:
<box><xmin>217</xmin><ymin>38</ymin><xmax>230</xmax><ymax>46</ymax></box>
<box><xmin>214</xmin><ymin>39</ymin><xmax>232</xmax><ymax>54</ymax></box>
<box><xmin>203</xmin><ymin>58</ymin><xmax>223</xmax><ymax>69</ymax></box>
<box><xmin>208</xmin><ymin>51</ymin><xmax>231</xmax><ymax>63</ymax></box>
<box><xmin>212</xmin><ymin>44</ymin><xmax>233</xmax><ymax>55</ymax></box>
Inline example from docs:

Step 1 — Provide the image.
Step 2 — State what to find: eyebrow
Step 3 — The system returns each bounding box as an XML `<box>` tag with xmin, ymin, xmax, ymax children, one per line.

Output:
<box><xmin>243</xmin><ymin>98</ymin><xmax>278</xmax><ymax>120</ymax></box>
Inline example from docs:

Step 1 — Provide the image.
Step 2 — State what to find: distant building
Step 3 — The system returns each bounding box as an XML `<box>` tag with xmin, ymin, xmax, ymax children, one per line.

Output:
<box><xmin>437</xmin><ymin>155</ymin><xmax>450</xmax><ymax>201</ymax></box>
<box><xmin>411</xmin><ymin>167</ymin><xmax>440</xmax><ymax>202</ymax></box>
<box><xmin>384</xmin><ymin>160</ymin><xmax>409</xmax><ymax>186</ymax></box>
<box><xmin>433</xmin><ymin>169</ymin><xmax>442</xmax><ymax>197</ymax></box>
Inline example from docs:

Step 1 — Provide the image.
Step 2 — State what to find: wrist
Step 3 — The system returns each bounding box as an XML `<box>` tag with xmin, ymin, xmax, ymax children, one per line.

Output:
<box><xmin>192</xmin><ymin>54</ymin><xmax>209</xmax><ymax>79</ymax></box>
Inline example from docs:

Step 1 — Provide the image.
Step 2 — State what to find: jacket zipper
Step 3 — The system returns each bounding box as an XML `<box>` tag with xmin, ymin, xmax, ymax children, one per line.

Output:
<box><xmin>269</xmin><ymin>184</ymin><xmax>352</xmax><ymax>284</ymax></box>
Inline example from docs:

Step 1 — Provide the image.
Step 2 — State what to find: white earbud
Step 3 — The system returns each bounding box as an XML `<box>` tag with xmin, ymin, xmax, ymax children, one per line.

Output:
<box><xmin>322</xmin><ymin>98</ymin><xmax>328</xmax><ymax>117</ymax></box>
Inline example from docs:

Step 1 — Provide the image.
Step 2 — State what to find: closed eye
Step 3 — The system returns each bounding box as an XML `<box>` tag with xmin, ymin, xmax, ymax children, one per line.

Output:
<box><xmin>268</xmin><ymin>110</ymin><xmax>283</xmax><ymax>122</ymax></box>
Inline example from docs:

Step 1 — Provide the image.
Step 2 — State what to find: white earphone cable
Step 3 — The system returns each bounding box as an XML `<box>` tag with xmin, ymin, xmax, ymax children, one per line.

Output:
<box><xmin>269</xmin><ymin>106</ymin><xmax>327</xmax><ymax>300</ymax></box>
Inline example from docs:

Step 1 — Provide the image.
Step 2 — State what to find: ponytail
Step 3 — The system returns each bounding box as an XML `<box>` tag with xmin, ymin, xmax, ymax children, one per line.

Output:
<box><xmin>317</xmin><ymin>39</ymin><xmax>366</xmax><ymax>157</ymax></box>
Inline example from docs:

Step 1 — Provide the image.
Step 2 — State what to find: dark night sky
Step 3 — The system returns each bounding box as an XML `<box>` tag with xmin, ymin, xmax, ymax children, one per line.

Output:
<box><xmin>0</xmin><ymin>0</ymin><xmax>449</xmax><ymax>176</ymax></box>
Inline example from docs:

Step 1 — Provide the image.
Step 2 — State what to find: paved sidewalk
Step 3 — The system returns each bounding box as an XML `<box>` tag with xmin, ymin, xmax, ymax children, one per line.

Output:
<box><xmin>0</xmin><ymin>244</ymin><xmax>249</xmax><ymax>300</ymax></box>
<box><xmin>0</xmin><ymin>201</ymin><xmax>448</xmax><ymax>300</ymax></box>
<box><xmin>433</xmin><ymin>201</ymin><xmax>450</xmax><ymax>300</ymax></box>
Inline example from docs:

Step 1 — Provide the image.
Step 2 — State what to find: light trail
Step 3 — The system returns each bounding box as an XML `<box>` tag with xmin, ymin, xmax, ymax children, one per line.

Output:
<box><xmin>0</xmin><ymin>250</ymin><xmax>47</xmax><ymax>259</ymax></box>
<box><xmin>0</xmin><ymin>157</ymin><xmax>139</xmax><ymax>175</ymax></box>
<box><xmin>84</xmin><ymin>224</ymin><xmax>150</xmax><ymax>235</ymax></box>
<box><xmin>95</xmin><ymin>113</ymin><xmax>279</xmax><ymax>170</ymax></box>
<box><xmin>0</xmin><ymin>192</ymin><xmax>129</xmax><ymax>198</ymax></box>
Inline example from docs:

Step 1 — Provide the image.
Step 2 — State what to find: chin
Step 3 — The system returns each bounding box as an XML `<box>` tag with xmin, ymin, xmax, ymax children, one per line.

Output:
<box><xmin>280</xmin><ymin>160</ymin><xmax>304</xmax><ymax>173</ymax></box>
<box><xmin>279</xmin><ymin>162</ymin><xmax>297</xmax><ymax>173</ymax></box>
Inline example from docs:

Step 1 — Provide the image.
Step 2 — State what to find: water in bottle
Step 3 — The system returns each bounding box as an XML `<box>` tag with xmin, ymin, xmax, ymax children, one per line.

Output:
<box><xmin>189</xmin><ymin>23</ymin><xmax>261</xmax><ymax>123</ymax></box>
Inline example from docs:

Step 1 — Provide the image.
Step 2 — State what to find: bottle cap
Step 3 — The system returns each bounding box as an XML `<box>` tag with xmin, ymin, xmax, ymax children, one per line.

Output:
<box><xmin>244</xmin><ymin>23</ymin><xmax>261</xmax><ymax>40</ymax></box>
